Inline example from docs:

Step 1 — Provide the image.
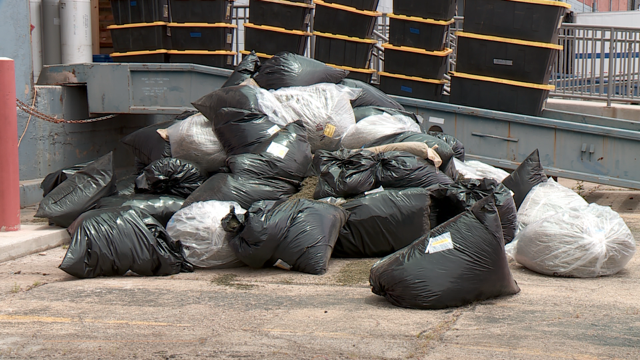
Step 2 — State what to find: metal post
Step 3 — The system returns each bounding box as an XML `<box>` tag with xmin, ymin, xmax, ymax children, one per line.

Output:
<box><xmin>0</xmin><ymin>58</ymin><xmax>21</xmax><ymax>232</ymax></box>
<box><xmin>608</xmin><ymin>27</ymin><xmax>615</xmax><ymax>106</ymax></box>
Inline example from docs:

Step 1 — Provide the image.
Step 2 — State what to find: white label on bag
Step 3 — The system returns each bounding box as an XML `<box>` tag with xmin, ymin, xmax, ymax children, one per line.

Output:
<box><xmin>267</xmin><ymin>125</ymin><xmax>280</xmax><ymax>136</ymax></box>
<box><xmin>274</xmin><ymin>259</ymin><xmax>292</xmax><ymax>270</ymax></box>
<box><xmin>426</xmin><ymin>232</ymin><xmax>454</xmax><ymax>254</ymax></box>
<box><xmin>365</xmin><ymin>186</ymin><xmax>385</xmax><ymax>195</ymax></box>
<box><xmin>428</xmin><ymin>116</ymin><xmax>445</xmax><ymax>124</ymax></box>
<box><xmin>266</xmin><ymin>142</ymin><xmax>289</xmax><ymax>159</ymax></box>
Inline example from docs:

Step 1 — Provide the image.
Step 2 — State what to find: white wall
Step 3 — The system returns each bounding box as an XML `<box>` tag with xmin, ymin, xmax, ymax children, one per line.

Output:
<box><xmin>576</xmin><ymin>10</ymin><xmax>640</xmax><ymax>27</ymax></box>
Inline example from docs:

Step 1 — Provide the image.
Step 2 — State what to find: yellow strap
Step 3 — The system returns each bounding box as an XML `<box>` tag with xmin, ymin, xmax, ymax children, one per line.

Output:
<box><xmin>168</xmin><ymin>23</ymin><xmax>237</xmax><ymax>28</ymax></box>
<box><xmin>382</xmin><ymin>43</ymin><xmax>452</xmax><ymax>56</ymax></box>
<box><xmin>110</xmin><ymin>49</ymin><xmax>168</xmax><ymax>57</ymax></box>
<box><xmin>240</xmin><ymin>50</ymin><xmax>274</xmax><ymax>58</ymax></box>
<box><xmin>379</xmin><ymin>71</ymin><xmax>447</xmax><ymax>84</ymax></box>
<box><xmin>325</xmin><ymin>63</ymin><xmax>375</xmax><ymax>74</ymax></box>
<box><xmin>387</xmin><ymin>13</ymin><xmax>455</xmax><ymax>25</ymax></box>
<box><xmin>507</xmin><ymin>0</ymin><xmax>571</xmax><ymax>8</ymax></box>
<box><xmin>313</xmin><ymin>31</ymin><xmax>377</xmax><ymax>43</ymax></box>
<box><xmin>167</xmin><ymin>50</ymin><xmax>237</xmax><ymax>55</ymax></box>
<box><xmin>314</xmin><ymin>0</ymin><xmax>382</xmax><ymax>16</ymax></box>
<box><xmin>456</xmin><ymin>32</ymin><xmax>563</xmax><ymax>50</ymax></box>
<box><xmin>450</xmin><ymin>71</ymin><xmax>555</xmax><ymax>90</ymax></box>
<box><xmin>243</xmin><ymin>22</ymin><xmax>311</xmax><ymax>36</ymax></box>
<box><xmin>253</xmin><ymin>0</ymin><xmax>315</xmax><ymax>8</ymax></box>
<box><xmin>107</xmin><ymin>22</ymin><xmax>166</xmax><ymax>30</ymax></box>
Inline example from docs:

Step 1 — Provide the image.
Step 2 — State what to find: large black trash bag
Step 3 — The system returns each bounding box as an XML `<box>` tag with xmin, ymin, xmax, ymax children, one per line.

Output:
<box><xmin>365</xmin><ymin>131</ymin><xmax>455</xmax><ymax>169</ymax></box>
<box><xmin>335</xmin><ymin>188</ymin><xmax>431</xmax><ymax>258</ymax></box>
<box><xmin>253</xmin><ymin>52</ymin><xmax>348</xmax><ymax>90</ymax></box>
<box><xmin>192</xmin><ymin>82</ymin><xmax>264</xmax><ymax>123</ymax></box>
<box><xmin>115</xmin><ymin>174</ymin><xmax>138</xmax><ymax>196</ymax></box>
<box><xmin>121</xmin><ymin>120</ymin><xmax>175</xmax><ymax>166</ymax></box>
<box><xmin>40</xmin><ymin>162</ymin><xmax>90</xmax><ymax>197</ymax></box>
<box><xmin>182</xmin><ymin>173</ymin><xmax>298</xmax><ymax>209</ymax></box>
<box><xmin>369</xmin><ymin>196</ymin><xmax>521</xmax><ymax>309</ymax></box>
<box><xmin>340</xmin><ymin>79</ymin><xmax>404</xmax><ymax>111</ymax></box>
<box><xmin>212</xmin><ymin>108</ymin><xmax>281</xmax><ymax>156</ymax></box>
<box><xmin>427</xmin><ymin>131</ymin><xmax>465</xmax><ymax>161</ymax></box>
<box><xmin>222</xmin><ymin>51</ymin><xmax>261</xmax><ymax>88</ymax></box>
<box><xmin>313</xmin><ymin>149</ymin><xmax>379</xmax><ymax>199</ymax></box>
<box><xmin>60</xmin><ymin>207</ymin><xmax>193</xmax><ymax>278</ymax></box>
<box><xmin>225</xmin><ymin>199</ymin><xmax>348</xmax><ymax>275</ymax></box>
<box><xmin>353</xmin><ymin>106</ymin><xmax>421</xmax><ymax>124</ymax></box>
<box><xmin>35</xmin><ymin>152</ymin><xmax>117</xmax><ymax>227</ymax></box>
<box><xmin>227</xmin><ymin>121</ymin><xmax>312</xmax><ymax>182</ymax></box>
<box><xmin>95</xmin><ymin>194</ymin><xmax>184</xmax><ymax>227</ymax></box>
<box><xmin>501</xmin><ymin>149</ymin><xmax>547</xmax><ymax>209</ymax></box>
<box><xmin>135</xmin><ymin>158</ymin><xmax>207</xmax><ymax>198</ymax></box>
<box><xmin>377</xmin><ymin>151</ymin><xmax>454</xmax><ymax>189</ymax></box>
<box><xmin>428</xmin><ymin>179</ymin><xmax>518</xmax><ymax>244</ymax></box>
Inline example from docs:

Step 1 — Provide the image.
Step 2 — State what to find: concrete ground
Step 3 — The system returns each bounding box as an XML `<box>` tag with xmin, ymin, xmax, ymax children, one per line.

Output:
<box><xmin>0</xmin><ymin>181</ymin><xmax>639</xmax><ymax>359</ymax></box>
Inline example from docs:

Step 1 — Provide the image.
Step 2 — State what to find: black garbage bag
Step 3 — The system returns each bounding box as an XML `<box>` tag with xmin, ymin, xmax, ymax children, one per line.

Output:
<box><xmin>135</xmin><ymin>158</ymin><xmax>207</xmax><ymax>198</ymax></box>
<box><xmin>61</xmin><ymin>207</ymin><xmax>193</xmax><ymax>278</ymax></box>
<box><xmin>40</xmin><ymin>162</ymin><xmax>89</xmax><ymax>197</ymax></box>
<box><xmin>353</xmin><ymin>106</ymin><xmax>421</xmax><ymax>124</ymax></box>
<box><xmin>428</xmin><ymin>179</ymin><xmax>518</xmax><ymax>244</ymax></box>
<box><xmin>35</xmin><ymin>152</ymin><xmax>117</xmax><ymax>227</ymax></box>
<box><xmin>226</xmin><ymin>121</ymin><xmax>312</xmax><ymax>182</ymax></box>
<box><xmin>313</xmin><ymin>149</ymin><xmax>379</xmax><ymax>199</ymax></box>
<box><xmin>377</xmin><ymin>151</ymin><xmax>453</xmax><ymax>189</ymax></box>
<box><xmin>225</xmin><ymin>199</ymin><xmax>348</xmax><ymax>275</ymax></box>
<box><xmin>502</xmin><ymin>149</ymin><xmax>547</xmax><ymax>209</ymax></box>
<box><xmin>335</xmin><ymin>188</ymin><xmax>431</xmax><ymax>258</ymax></box>
<box><xmin>340</xmin><ymin>79</ymin><xmax>404</xmax><ymax>110</ymax></box>
<box><xmin>427</xmin><ymin>131</ymin><xmax>465</xmax><ymax>161</ymax></box>
<box><xmin>222</xmin><ymin>51</ymin><xmax>261</xmax><ymax>88</ymax></box>
<box><xmin>192</xmin><ymin>82</ymin><xmax>265</xmax><ymax>124</ymax></box>
<box><xmin>369</xmin><ymin>196</ymin><xmax>521</xmax><ymax>309</ymax></box>
<box><xmin>121</xmin><ymin>121</ymin><xmax>175</xmax><ymax>166</ymax></box>
<box><xmin>182</xmin><ymin>173</ymin><xmax>298</xmax><ymax>209</ymax></box>
<box><xmin>212</xmin><ymin>108</ymin><xmax>281</xmax><ymax>156</ymax></box>
<box><xmin>365</xmin><ymin>131</ymin><xmax>455</xmax><ymax>169</ymax></box>
<box><xmin>95</xmin><ymin>194</ymin><xmax>184</xmax><ymax>226</ymax></box>
<box><xmin>253</xmin><ymin>52</ymin><xmax>348</xmax><ymax>90</ymax></box>
<box><xmin>115</xmin><ymin>174</ymin><xmax>138</xmax><ymax>196</ymax></box>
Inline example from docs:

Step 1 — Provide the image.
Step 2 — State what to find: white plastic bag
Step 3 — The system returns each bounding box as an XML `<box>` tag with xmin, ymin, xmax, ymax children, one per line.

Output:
<box><xmin>166</xmin><ymin>113</ymin><xmax>227</xmax><ymax>173</ymax></box>
<box><xmin>271</xmin><ymin>83</ymin><xmax>360</xmax><ymax>152</ymax></box>
<box><xmin>516</xmin><ymin>178</ymin><xmax>588</xmax><ymax>232</ymax></box>
<box><xmin>509</xmin><ymin>203</ymin><xmax>636</xmax><ymax>277</ymax></box>
<box><xmin>166</xmin><ymin>201</ymin><xmax>246</xmax><ymax>269</ymax></box>
<box><xmin>453</xmin><ymin>158</ymin><xmax>510</xmax><ymax>182</ymax></box>
<box><xmin>340</xmin><ymin>113</ymin><xmax>420</xmax><ymax>149</ymax></box>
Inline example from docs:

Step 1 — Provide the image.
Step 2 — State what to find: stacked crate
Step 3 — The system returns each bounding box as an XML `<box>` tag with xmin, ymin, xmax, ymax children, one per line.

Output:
<box><xmin>312</xmin><ymin>0</ymin><xmax>380</xmax><ymax>83</ymax></box>
<box><xmin>241</xmin><ymin>0</ymin><xmax>314</xmax><ymax>62</ymax></box>
<box><xmin>378</xmin><ymin>0</ymin><xmax>456</xmax><ymax>101</ymax></box>
<box><xmin>108</xmin><ymin>0</ymin><xmax>237</xmax><ymax>68</ymax></box>
<box><xmin>449</xmin><ymin>0</ymin><xmax>570</xmax><ymax>116</ymax></box>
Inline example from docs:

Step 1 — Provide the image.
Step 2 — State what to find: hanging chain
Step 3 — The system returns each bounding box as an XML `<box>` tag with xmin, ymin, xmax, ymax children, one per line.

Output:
<box><xmin>16</xmin><ymin>98</ymin><xmax>118</xmax><ymax>124</ymax></box>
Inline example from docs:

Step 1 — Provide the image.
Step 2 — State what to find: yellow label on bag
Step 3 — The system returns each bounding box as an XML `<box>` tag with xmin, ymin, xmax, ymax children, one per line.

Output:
<box><xmin>323</xmin><ymin>124</ymin><xmax>336</xmax><ymax>137</ymax></box>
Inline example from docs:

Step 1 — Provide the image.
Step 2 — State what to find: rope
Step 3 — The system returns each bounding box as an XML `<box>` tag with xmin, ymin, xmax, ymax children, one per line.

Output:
<box><xmin>17</xmin><ymin>88</ymin><xmax>37</xmax><ymax>147</ymax></box>
<box><xmin>16</xmin><ymin>98</ymin><xmax>118</xmax><ymax>124</ymax></box>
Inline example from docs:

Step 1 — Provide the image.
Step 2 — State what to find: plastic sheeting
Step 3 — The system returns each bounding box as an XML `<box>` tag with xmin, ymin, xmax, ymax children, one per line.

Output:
<box><xmin>502</xmin><ymin>149</ymin><xmax>547</xmax><ymax>209</ymax></box>
<box><xmin>253</xmin><ymin>52</ymin><xmax>348</xmax><ymax>90</ymax></box>
<box><xmin>365</xmin><ymin>131</ymin><xmax>455</xmax><ymax>170</ymax></box>
<box><xmin>377</xmin><ymin>151</ymin><xmax>453</xmax><ymax>189</ymax></box>
<box><xmin>340</xmin><ymin>114</ymin><xmax>420</xmax><ymax>150</ymax></box>
<box><xmin>340</xmin><ymin>78</ymin><xmax>404</xmax><ymax>110</ymax></box>
<box><xmin>453</xmin><ymin>158</ymin><xmax>510</xmax><ymax>183</ymax></box>
<box><xmin>509</xmin><ymin>203</ymin><xmax>636</xmax><ymax>278</ymax></box>
<box><xmin>135</xmin><ymin>158</ymin><xmax>207</xmax><ymax>198</ymax></box>
<box><xmin>427</xmin><ymin>132</ymin><xmax>465</xmax><ymax>161</ymax></box>
<box><xmin>121</xmin><ymin>120</ymin><xmax>175</xmax><ymax>166</ymax></box>
<box><xmin>335</xmin><ymin>188</ymin><xmax>431</xmax><ymax>258</ymax></box>
<box><xmin>167</xmin><ymin>201</ymin><xmax>245</xmax><ymax>269</ymax></box>
<box><xmin>95</xmin><ymin>194</ymin><xmax>184</xmax><ymax>227</ymax></box>
<box><xmin>369</xmin><ymin>196</ymin><xmax>520</xmax><ymax>309</ymax></box>
<box><xmin>61</xmin><ymin>207</ymin><xmax>193</xmax><ymax>278</ymax></box>
<box><xmin>166</xmin><ymin>113</ymin><xmax>227</xmax><ymax>173</ymax></box>
<box><xmin>222</xmin><ymin>51</ymin><xmax>261</xmax><ymax>88</ymax></box>
<box><xmin>35</xmin><ymin>152</ymin><xmax>117</xmax><ymax>227</ymax></box>
<box><xmin>313</xmin><ymin>149</ymin><xmax>379</xmax><ymax>199</ymax></box>
<box><xmin>225</xmin><ymin>199</ymin><xmax>348</xmax><ymax>275</ymax></box>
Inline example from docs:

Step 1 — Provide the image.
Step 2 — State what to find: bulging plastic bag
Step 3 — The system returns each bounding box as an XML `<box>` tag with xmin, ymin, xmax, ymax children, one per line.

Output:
<box><xmin>340</xmin><ymin>114</ymin><xmax>420</xmax><ymax>150</ymax></box>
<box><xmin>376</xmin><ymin>151</ymin><xmax>453</xmax><ymax>189</ymax></box>
<box><xmin>253</xmin><ymin>52</ymin><xmax>348</xmax><ymax>90</ymax></box>
<box><xmin>340</xmin><ymin>78</ymin><xmax>404</xmax><ymax>110</ymax></box>
<box><xmin>222</xmin><ymin>51</ymin><xmax>261</xmax><ymax>88</ymax></box>
<box><xmin>453</xmin><ymin>158</ymin><xmax>510</xmax><ymax>182</ymax></box>
<box><xmin>225</xmin><ymin>199</ymin><xmax>348</xmax><ymax>275</ymax></box>
<box><xmin>121</xmin><ymin>120</ymin><xmax>175</xmax><ymax>167</ymax></box>
<box><xmin>427</xmin><ymin>131</ymin><xmax>465</xmax><ymax>161</ymax></box>
<box><xmin>95</xmin><ymin>194</ymin><xmax>184</xmax><ymax>227</ymax></box>
<box><xmin>313</xmin><ymin>149</ymin><xmax>379</xmax><ymax>199</ymax></box>
<box><xmin>369</xmin><ymin>196</ymin><xmax>520</xmax><ymax>309</ymax></box>
<box><xmin>115</xmin><ymin>175</ymin><xmax>138</xmax><ymax>197</ymax></box>
<box><xmin>166</xmin><ymin>113</ymin><xmax>227</xmax><ymax>173</ymax></box>
<box><xmin>509</xmin><ymin>203</ymin><xmax>636</xmax><ymax>278</ymax></box>
<box><xmin>167</xmin><ymin>201</ymin><xmax>245</xmax><ymax>269</ymax></box>
<box><xmin>502</xmin><ymin>149</ymin><xmax>547</xmax><ymax>209</ymax></box>
<box><xmin>35</xmin><ymin>152</ymin><xmax>117</xmax><ymax>227</ymax></box>
<box><xmin>353</xmin><ymin>106</ymin><xmax>422</xmax><ymax>124</ymax></box>
<box><xmin>40</xmin><ymin>162</ymin><xmax>89</xmax><ymax>197</ymax></box>
<box><xmin>335</xmin><ymin>188</ymin><xmax>431</xmax><ymax>258</ymax></box>
<box><xmin>61</xmin><ymin>207</ymin><xmax>193</xmax><ymax>278</ymax></box>
<box><xmin>135</xmin><ymin>158</ymin><xmax>207</xmax><ymax>198</ymax></box>
<box><xmin>365</xmin><ymin>131</ymin><xmax>455</xmax><ymax>170</ymax></box>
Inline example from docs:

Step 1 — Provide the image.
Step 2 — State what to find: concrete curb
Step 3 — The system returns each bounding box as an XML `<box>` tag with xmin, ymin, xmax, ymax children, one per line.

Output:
<box><xmin>0</xmin><ymin>225</ymin><xmax>70</xmax><ymax>264</ymax></box>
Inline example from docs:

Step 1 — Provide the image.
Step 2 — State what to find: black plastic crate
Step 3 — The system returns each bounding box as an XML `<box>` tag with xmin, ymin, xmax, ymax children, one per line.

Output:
<box><xmin>379</xmin><ymin>72</ymin><xmax>445</xmax><ymax>101</ymax></box>
<box><xmin>110</xmin><ymin>49</ymin><xmax>169</xmax><ymax>63</ymax></box>
<box><xmin>322</xmin><ymin>0</ymin><xmax>379</xmax><ymax>11</ymax></box>
<box><xmin>327</xmin><ymin>63</ymin><xmax>375</xmax><ymax>83</ymax></box>
<box><xmin>388</xmin><ymin>13</ymin><xmax>452</xmax><ymax>51</ymax></box>
<box><xmin>393</xmin><ymin>0</ymin><xmax>457</xmax><ymax>22</ymax></box>
<box><xmin>463</xmin><ymin>0</ymin><xmax>570</xmax><ymax>43</ymax></box>
<box><xmin>249</xmin><ymin>0</ymin><xmax>314</xmax><ymax>31</ymax></box>
<box><xmin>108</xmin><ymin>22</ymin><xmax>171</xmax><ymax>53</ymax></box>
<box><xmin>110</xmin><ymin>0</ymin><xmax>169</xmax><ymax>25</ymax></box>
<box><xmin>449</xmin><ymin>72</ymin><xmax>554</xmax><ymax>116</ymax></box>
<box><xmin>383</xmin><ymin>43</ymin><xmax>451</xmax><ymax>80</ymax></box>
<box><xmin>314</xmin><ymin>31</ymin><xmax>376</xmax><ymax>69</ymax></box>
<box><xmin>168</xmin><ymin>50</ymin><xmax>236</xmax><ymax>68</ymax></box>
<box><xmin>168</xmin><ymin>23</ymin><xmax>235</xmax><ymax>51</ymax></box>
<box><xmin>169</xmin><ymin>0</ymin><xmax>233</xmax><ymax>23</ymax></box>
<box><xmin>455</xmin><ymin>32</ymin><xmax>561</xmax><ymax>85</ymax></box>
<box><xmin>244</xmin><ymin>23</ymin><xmax>311</xmax><ymax>56</ymax></box>
<box><xmin>240</xmin><ymin>50</ymin><xmax>273</xmax><ymax>64</ymax></box>
<box><xmin>313</xmin><ymin>0</ymin><xmax>380</xmax><ymax>39</ymax></box>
